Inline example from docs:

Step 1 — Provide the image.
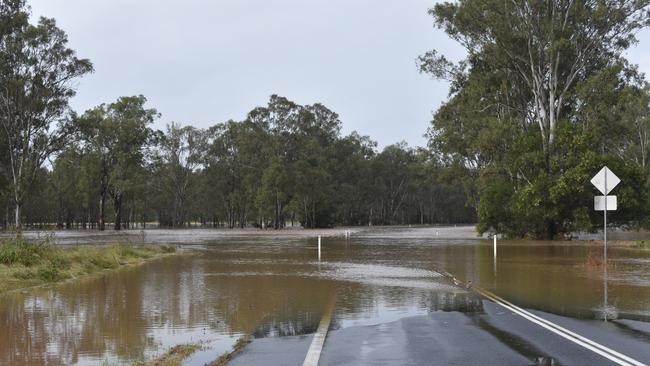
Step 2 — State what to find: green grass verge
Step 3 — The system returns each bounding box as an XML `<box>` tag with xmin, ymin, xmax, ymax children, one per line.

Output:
<box><xmin>0</xmin><ymin>236</ymin><xmax>178</xmax><ymax>293</ymax></box>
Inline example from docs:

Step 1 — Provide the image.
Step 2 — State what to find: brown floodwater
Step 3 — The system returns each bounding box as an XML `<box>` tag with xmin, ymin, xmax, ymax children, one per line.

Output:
<box><xmin>1</xmin><ymin>226</ymin><xmax>650</xmax><ymax>365</ymax></box>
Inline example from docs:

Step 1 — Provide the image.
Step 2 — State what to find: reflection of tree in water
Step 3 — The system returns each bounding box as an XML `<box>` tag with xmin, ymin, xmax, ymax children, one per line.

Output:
<box><xmin>204</xmin><ymin>270</ymin><xmax>339</xmax><ymax>336</ymax></box>
<box><xmin>0</xmin><ymin>255</ymin><xmax>209</xmax><ymax>365</ymax></box>
<box><xmin>252</xmin><ymin>318</ymin><xmax>320</xmax><ymax>338</ymax></box>
<box><xmin>0</xmin><ymin>265</ymin><xmax>151</xmax><ymax>365</ymax></box>
<box><xmin>422</xmin><ymin>291</ymin><xmax>483</xmax><ymax>313</ymax></box>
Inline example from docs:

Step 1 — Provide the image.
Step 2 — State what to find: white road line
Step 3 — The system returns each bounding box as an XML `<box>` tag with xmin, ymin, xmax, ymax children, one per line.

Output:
<box><xmin>481</xmin><ymin>289</ymin><xmax>646</xmax><ymax>366</ymax></box>
<box><xmin>302</xmin><ymin>296</ymin><xmax>336</xmax><ymax>366</ymax></box>
<box><xmin>475</xmin><ymin>287</ymin><xmax>646</xmax><ymax>366</ymax></box>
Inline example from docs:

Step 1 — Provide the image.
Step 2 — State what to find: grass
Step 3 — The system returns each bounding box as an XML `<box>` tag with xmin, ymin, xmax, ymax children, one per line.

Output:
<box><xmin>208</xmin><ymin>337</ymin><xmax>252</xmax><ymax>366</ymax></box>
<box><xmin>631</xmin><ymin>240</ymin><xmax>650</xmax><ymax>249</ymax></box>
<box><xmin>131</xmin><ymin>336</ymin><xmax>251</xmax><ymax>366</ymax></box>
<box><xmin>0</xmin><ymin>235</ymin><xmax>178</xmax><ymax>293</ymax></box>
<box><xmin>132</xmin><ymin>343</ymin><xmax>202</xmax><ymax>366</ymax></box>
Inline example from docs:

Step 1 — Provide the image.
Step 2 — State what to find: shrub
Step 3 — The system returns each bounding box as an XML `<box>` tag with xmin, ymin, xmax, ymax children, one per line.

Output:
<box><xmin>0</xmin><ymin>237</ymin><xmax>52</xmax><ymax>266</ymax></box>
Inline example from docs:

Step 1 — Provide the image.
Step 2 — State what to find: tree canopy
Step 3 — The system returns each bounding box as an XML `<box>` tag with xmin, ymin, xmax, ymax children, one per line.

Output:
<box><xmin>0</xmin><ymin>0</ymin><xmax>649</xmax><ymax>237</ymax></box>
<box><xmin>420</xmin><ymin>0</ymin><xmax>650</xmax><ymax>238</ymax></box>
<box><xmin>0</xmin><ymin>0</ymin><xmax>92</xmax><ymax>228</ymax></box>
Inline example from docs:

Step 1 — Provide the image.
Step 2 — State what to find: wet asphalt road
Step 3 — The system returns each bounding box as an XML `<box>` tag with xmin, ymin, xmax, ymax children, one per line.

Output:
<box><xmin>230</xmin><ymin>299</ymin><xmax>650</xmax><ymax>366</ymax></box>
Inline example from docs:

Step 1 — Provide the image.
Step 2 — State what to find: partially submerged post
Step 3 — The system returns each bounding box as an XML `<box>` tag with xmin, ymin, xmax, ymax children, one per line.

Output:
<box><xmin>591</xmin><ymin>166</ymin><xmax>620</xmax><ymax>321</ymax></box>
<box><xmin>493</xmin><ymin>234</ymin><xmax>497</xmax><ymax>257</ymax></box>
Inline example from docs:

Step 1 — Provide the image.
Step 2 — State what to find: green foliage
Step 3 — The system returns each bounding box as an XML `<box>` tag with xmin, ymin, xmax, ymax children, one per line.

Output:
<box><xmin>11</xmin><ymin>93</ymin><xmax>476</xmax><ymax>229</ymax></box>
<box><xmin>0</xmin><ymin>236</ymin><xmax>52</xmax><ymax>266</ymax></box>
<box><xmin>0</xmin><ymin>0</ymin><xmax>93</xmax><ymax>228</ymax></box>
<box><xmin>422</xmin><ymin>0</ymin><xmax>650</xmax><ymax>238</ymax></box>
<box><xmin>77</xmin><ymin>95</ymin><xmax>159</xmax><ymax>230</ymax></box>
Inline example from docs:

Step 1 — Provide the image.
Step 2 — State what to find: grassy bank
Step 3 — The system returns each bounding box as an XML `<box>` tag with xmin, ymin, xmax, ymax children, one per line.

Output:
<box><xmin>0</xmin><ymin>236</ymin><xmax>178</xmax><ymax>293</ymax></box>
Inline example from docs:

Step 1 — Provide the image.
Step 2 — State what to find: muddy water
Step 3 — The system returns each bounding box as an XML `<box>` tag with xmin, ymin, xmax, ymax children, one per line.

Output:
<box><xmin>1</xmin><ymin>227</ymin><xmax>649</xmax><ymax>365</ymax></box>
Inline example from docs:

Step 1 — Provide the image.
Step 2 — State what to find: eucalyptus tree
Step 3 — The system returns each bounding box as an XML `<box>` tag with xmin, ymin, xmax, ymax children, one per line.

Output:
<box><xmin>49</xmin><ymin>146</ymin><xmax>85</xmax><ymax>228</ymax></box>
<box><xmin>371</xmin><ymin>143</ymin><xmax>417</xmax><ymax>225</ymax></box>
<box><xmin>78</xmin><ymin>96</ymin><xmax>159</xmax><ymax>230</ymax></box>
<box><xmin>329</xmin><ymin>132</ymin><xmax>376</xmax><ymax>226</ymax></box>
<box><xmin>420</xmin><ymin>0</ymin><xmax>650</xmax><ymax>164</ymax></box>
<box><xmin>0</xmin><ymin>0</ymin><xmax>93</xmax><ymax>228</ymax></box>
<box><xmin>153</xmin><ymin>123</ymin><xmax>206</xmax><ymax>227</ymax></box>
<box><xmin>421</xmin><ymin>0</ymin><xmax>650</xmax><ymax>238</ymax></box>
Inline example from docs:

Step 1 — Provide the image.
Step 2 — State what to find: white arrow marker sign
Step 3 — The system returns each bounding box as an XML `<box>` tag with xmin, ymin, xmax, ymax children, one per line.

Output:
<box><xmin>590</xmin><ymin>166</ymin><xmax>620</xmax><ymax>195</ymax></box>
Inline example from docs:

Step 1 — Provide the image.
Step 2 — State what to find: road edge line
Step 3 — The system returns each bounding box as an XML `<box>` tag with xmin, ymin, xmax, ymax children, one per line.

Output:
<box><xmin>302</xmin><ymin>295</ymin><xmax>336</xmax><ymax>366</ymax></box>
<box><xmin>474</xmin><ymin>287</ymin><xmax>644</xmax><ymax>366</ymax></box>
<box><xmin>478</xmin><ymin>287</ymin><xmax>645</xmax><ymax>366</ymax></box>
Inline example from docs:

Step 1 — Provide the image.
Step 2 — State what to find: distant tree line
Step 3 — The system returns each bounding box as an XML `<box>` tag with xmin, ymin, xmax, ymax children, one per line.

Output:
<box><xmin>0</xmin><ymin>1</ymin><xmax>476</xmax><ymax>231</ymax></box>
<box><xmin>0</xmin><ymin>93</ymin><xmax>475</xmax><ymax>230</ymax></box>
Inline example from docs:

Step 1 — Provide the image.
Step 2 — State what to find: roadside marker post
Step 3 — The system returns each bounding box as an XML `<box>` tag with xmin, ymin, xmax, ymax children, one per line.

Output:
<box><xmin>591</xmin><ymin>166</ymin><xmax>620</xmax><ymax>320</ymax></box>
<box><xmin>318</xmin><ymin>235</ymin><xmax>321</xmax><ymax>261</ymax></box>
<box><xmin>493</xmin><ymin>234</ymin><xmax>497</xmax><ymax>257</ymax></box>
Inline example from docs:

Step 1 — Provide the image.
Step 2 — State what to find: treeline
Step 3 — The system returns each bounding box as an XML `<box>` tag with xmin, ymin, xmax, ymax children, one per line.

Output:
<box><xmin>0</xmin><ymin>1</ymin><xmax>475</xmax><ymax>231</ymax></box>
<box><xmin>6</xmin><ymin>0</ymin><xmax>650</xmax><ymax>237</ymax></box>
<box><xmin>1</xmin><ymin>93</ymin><xmax>475</xmax><ymax>230</ymax></box>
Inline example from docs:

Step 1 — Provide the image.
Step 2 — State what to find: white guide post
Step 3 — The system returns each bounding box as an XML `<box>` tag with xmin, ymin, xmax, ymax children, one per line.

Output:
<box><xmin>493</xmin><ymin>234</ymin><xmax>497</xmax><ymax>257</ymax></box>
<box><xmin>318</xmin><ymin>235</ymin><xmax>321</xmax><ymax>261</ymax></box>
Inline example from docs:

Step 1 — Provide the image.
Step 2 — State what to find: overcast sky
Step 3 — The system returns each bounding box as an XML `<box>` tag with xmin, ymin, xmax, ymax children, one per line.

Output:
<box><xmin>29</xmin><ymin>1</ymin><xmax>650</xmax><ymax>148</ymax></box>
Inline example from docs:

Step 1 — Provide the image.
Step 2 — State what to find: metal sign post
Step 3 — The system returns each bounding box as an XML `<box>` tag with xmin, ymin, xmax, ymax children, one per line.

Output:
<box><xmin>591</xmin><ymin>166</ymin><xmax>620</xmax><ymax>320</ymax></box>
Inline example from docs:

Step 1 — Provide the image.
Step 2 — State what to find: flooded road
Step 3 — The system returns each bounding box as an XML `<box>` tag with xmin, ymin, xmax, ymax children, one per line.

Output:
<box><xmin>1</xmin><ymin>226</ymin><xmax>650</xmax><ymax>365</ymax></box>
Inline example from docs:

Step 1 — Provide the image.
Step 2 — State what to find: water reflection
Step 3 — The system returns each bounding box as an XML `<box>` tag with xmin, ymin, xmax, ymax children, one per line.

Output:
<box><xmin>1</xmin><ymin>229</ymin><xmax>650</xmax><ymax>365</ymax></box>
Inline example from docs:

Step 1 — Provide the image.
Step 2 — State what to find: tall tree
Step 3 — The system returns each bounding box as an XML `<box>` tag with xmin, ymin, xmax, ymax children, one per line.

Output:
<box><xmin>78</xmin><ymin>96</ymin><xmax>158</xmax><ymax>230</ymax></box>
<box><xmin>420</xmin><ymin>0</ymin><xmax>650</xmax><ymax>164</ymax></box>
<box><xmin>153</xmin><ymin>123</ymin><xmax>205</xmax><ymax>227</ymax></box>
<box><xmin>421</xmin><ymin>0</ymin><xmax>650</xmax><ymax>238</ymax></box>
<box><xmin>0</xmin><ymin>0</ymin><xmax>93</xmax><ymax>228</ymax></box>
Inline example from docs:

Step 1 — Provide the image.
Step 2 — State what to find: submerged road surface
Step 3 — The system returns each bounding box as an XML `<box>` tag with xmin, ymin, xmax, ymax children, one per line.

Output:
<box><xmin>230</xmin><ymin>289</ymin><xmax>650</xmax><ymax>366</ymax></box>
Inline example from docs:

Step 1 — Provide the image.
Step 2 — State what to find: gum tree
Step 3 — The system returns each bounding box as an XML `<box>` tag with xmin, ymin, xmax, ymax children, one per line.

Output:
<box><xmin>421</xmin><ymin>0</ymin><xmax>650</xmax><ymax>238</ymax></box>
<box><xmin>78</xmin><ymin>96</ymin><xmax>158</xmax><ymax>230</ymax></box>
<box><xmin>0</xmin><ymin>0</ymin><xmax>93</xmax><ymax>228</ymax></box>
<box><xmin>420</xmin><ymin>0</ymin><xmax>650</xmax><ymax>165</ymax></box>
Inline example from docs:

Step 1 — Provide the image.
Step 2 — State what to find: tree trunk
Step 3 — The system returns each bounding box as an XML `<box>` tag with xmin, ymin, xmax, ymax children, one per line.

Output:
<box><xmin>14</xmin><ymin>202</ymin><xmax>20</xmax><ymax>229</ymax></box>
<box><xmin>113</xmin><ymin>194</ymin><xmax>123</xmax><ymax>231</ymax></box>
<box><xmin>98</xmin><ymin>191</ymin><xmax>106</xmax><ymax>231</ymax></box>
<box><xmin>544</xmin><ymin>221</ymin><xmax>556</xmax><ymax>240</ymax></box>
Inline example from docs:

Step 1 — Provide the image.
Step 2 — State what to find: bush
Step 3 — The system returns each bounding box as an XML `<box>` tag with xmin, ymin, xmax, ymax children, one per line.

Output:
<box><xmin>0</xmin><ymin>237</ymin><xmax>52</xmax><ymax>266</ymax></box>
<box><xmin>49</xmin><ymin>255</ymin><xmax>72</xmax><ymax>270</ymax></box>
